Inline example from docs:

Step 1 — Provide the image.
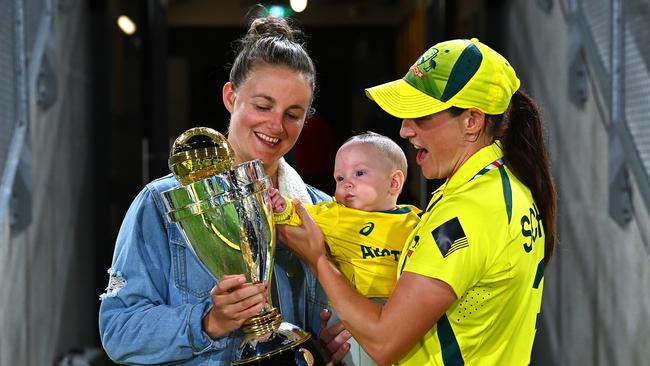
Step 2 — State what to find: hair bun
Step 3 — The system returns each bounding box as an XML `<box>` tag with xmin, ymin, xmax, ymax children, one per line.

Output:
<box><xmin>248</xmin><ymin>17</ymin><xmax>295</xmax><ymax>42</ymax></box>
<box><xmin>229</xmin><ymin>13</ymin><xmax>315</xmax><ymax>96</ymax></box>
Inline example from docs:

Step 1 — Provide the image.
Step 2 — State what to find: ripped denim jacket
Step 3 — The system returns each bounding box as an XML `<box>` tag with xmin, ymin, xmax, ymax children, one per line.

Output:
<box><xmin>99</xmin><ymin>174</ymin><xmax>329</xmax><ymax>365</ymax></box>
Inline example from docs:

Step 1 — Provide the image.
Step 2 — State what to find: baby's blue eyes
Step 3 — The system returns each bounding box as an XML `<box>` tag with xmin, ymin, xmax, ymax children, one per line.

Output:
<box><xmin>335</xmin><ymin>171</ymin><xmax>366</xmax><ymax>182</ymax></box>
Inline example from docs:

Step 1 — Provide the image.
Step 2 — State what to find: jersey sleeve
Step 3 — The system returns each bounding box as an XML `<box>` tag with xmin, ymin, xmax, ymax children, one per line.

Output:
<box><xmin>402</xmin><ymin>205</ymin><xmax>487</xmax><ymax>298</ymax></box>
<box><xmin>273</xmin><ymin>198</ymin><xmax>331</xmax><ymax>229</ymax></box>
<box><xmin>273</xmin><ymin>196</ymin><xmax>303</xmax><ymax>226</ymax></box>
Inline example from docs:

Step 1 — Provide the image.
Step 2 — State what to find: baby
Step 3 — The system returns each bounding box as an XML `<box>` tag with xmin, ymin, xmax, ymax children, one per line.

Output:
<box><xmin>270</xmin><ymin>131</ymin><xmax>420</xmax><ymax>366</ymax></box>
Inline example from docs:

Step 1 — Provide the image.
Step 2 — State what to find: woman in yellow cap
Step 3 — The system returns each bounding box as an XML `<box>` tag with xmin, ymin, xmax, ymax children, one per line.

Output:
<box><xmin>278</xmin><ymin>38</ymin><xmax>557</xmax><ymax>365</ymax></box>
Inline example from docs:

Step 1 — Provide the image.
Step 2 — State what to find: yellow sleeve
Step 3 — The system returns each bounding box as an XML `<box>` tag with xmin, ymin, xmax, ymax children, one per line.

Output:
<box><xmin>402</xmin><ymin>204</ymin><xmax>485</xmax><ymax>298</ymax></box>
<box><xmin>273</xmin><ymin>196</ymin><xmax>304</xmax><ymax>226</ymax></box>
<box><xmin>272</xmin><ymin>195</ymin><xmax>290</xmax><ymax>222</ymax></box>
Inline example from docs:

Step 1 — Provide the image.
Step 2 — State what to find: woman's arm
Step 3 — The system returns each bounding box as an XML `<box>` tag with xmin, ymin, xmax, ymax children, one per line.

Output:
<box><xmin>99</xmin><ymin>183</ymin><xmax>266</xmax><ymax>364</ymax></box>
<box><xmin>278</xmin><ymin>200</ymin><xmax>457</xmax><ymax>365</ymax></box>
<box><xmin>99</xmin><ymin>185</ymin><xmax>214</xmax><ymax>364</ymax></box>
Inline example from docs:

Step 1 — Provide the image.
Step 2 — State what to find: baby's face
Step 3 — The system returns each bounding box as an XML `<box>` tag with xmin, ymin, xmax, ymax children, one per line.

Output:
<box><xmin>333</xmin><ymin>143</ymin><xmax>396</xmax><ymax>212</ymax></box>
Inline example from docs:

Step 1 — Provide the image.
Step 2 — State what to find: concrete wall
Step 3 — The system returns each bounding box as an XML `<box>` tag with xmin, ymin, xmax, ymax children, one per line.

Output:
<box><xmin>0</xmin><ymin>2</ymin><xmax>97</xmax><ymax>365</ymax></box>
<box><xmin>505</xmin><ymin>1</ymin><xmax>650</xmax><ymax>365</ymax></box>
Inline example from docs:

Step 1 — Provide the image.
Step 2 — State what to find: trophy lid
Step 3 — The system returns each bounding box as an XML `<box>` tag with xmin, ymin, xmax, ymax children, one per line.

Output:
<box><xmin>169</xmin><ymin>127</ymin><xmax>235</xmax><ymax>185</ymax></box>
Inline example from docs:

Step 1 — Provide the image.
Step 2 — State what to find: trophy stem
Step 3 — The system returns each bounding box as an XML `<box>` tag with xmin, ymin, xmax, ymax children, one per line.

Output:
<box><xmin>242</xmin><ymin>307</ymin><xmax>283</xmax><ymax>336</ymax></box>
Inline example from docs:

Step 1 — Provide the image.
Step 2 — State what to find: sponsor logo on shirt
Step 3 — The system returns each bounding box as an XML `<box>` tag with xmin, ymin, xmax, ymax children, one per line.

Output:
<box><xmin>360</xmin><ymin>245</ymin><xmax>400</xmax><ymax>261</ymax></box>
<box><xmin>359</xmin><ymin>222</ymin><xmax>375</xmax><ymax>236</ymax></box>
<box><xmin>406</xmin><ymin>235</ymin><xmax>420</xmax><ymax>258</ymax></box>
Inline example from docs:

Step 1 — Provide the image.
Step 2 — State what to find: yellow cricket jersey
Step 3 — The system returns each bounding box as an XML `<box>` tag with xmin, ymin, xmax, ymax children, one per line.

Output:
<box><xmin>275</xmin><ymin>200</ymin><xmax>420</xmax><ymax>298</ymax></box>
<box><xmin>396</xmin><ymin>142</ymin><xmax>546</xmax><ymax>365</ymax></box>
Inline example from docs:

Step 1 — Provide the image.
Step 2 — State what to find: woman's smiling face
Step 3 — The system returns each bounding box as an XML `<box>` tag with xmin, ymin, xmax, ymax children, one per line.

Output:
<box><xmin>224</xmin><ymin>64</ymin><xmax>312</xmax><ymax>171</ymax></box>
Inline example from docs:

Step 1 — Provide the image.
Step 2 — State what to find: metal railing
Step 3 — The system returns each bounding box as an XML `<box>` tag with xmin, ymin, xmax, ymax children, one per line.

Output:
<box><xmin>0</xmin><ymin>0</ymin><xmax>29</xmax><ymax>229</ymax></box>
<box><xmin>574</xmin><ymin>0</ymin><xmax>650</xmax><ymax>224</ymax></box>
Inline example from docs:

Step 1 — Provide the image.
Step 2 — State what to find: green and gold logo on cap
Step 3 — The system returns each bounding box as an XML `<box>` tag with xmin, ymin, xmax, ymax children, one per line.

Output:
<box><xmin>404</xmin><ymin>41</ymin><xmax>483</xmax><ymax>103</ymax></box>
<box><xmin>409</xmin><ymin>47</ymin><xmax>439</xmax><ymax>78</ymax></box>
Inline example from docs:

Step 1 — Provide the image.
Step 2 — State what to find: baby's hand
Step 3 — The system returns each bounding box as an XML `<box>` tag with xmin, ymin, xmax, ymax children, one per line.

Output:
<box><xmin>268</xmin><ymin>187</ymin><xmax>286</xmax><ymax>213</ymax></box>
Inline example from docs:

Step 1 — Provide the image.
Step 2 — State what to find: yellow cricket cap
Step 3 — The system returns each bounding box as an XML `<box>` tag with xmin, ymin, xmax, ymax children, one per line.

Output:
<box><xmin>365</xmin><ymin>38</ymin><xmax>521</xmax><ymax>118</ymax></box>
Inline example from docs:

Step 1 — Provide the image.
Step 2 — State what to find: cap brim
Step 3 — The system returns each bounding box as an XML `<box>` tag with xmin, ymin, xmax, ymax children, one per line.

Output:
<box><xmin>365</xmin><ymin>79</ymin><xmax>452</xmax><ymax>119</ymax></box>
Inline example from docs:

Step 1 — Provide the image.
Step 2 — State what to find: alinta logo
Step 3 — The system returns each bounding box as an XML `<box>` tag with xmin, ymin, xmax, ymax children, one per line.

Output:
<box><xmin>359</xmin><ymin>222</ymin><xmax>375</xmax><ymax>236</ymax></box>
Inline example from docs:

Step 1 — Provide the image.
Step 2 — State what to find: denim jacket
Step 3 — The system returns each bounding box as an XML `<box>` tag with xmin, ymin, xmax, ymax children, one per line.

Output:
<box><xmin>99</xmin><ymin>160</ymin><xmax>330</xmax><ymax>365</ymax></box>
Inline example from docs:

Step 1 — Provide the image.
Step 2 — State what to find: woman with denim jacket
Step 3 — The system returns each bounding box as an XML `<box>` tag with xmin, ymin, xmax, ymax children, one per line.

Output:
<box><xmin>99</xmin><ymin>16</ymin><xmax>350</xmax><ymax>365</ymax></box>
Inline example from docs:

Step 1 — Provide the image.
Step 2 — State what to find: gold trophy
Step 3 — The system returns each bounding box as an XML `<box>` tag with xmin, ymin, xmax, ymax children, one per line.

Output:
<box><xmin>162</xmin><ymin>127</ymin><xmax>328</xmax><ymax>365</ymax></box>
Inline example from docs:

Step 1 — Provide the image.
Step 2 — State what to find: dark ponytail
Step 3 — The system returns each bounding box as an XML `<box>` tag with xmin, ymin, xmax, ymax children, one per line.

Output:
<box><xmin>450</xmin><ymin>93</ymin><xmax>556</xmax><ymax>263</ymax></box>
<box><xmin>500</xmin><ymin>90</ymin><xmax>557</xmax><ymax>264</ymax></box>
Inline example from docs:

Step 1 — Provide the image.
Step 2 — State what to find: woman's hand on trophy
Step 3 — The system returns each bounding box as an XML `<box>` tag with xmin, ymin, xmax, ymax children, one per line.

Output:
<box><xmin>202</xmin><ymin>274</ymin><xmax>267</xmax><ymax>339</ymax></box>
<box><xmin>276</xmin><ymin>199</ymin><xmax>327</xmax><ymax>271</ymax></box>
<box><xmin>319</xmin><ymin>309</ymin><xmax>352</xmax><ymax>365</ymax></box>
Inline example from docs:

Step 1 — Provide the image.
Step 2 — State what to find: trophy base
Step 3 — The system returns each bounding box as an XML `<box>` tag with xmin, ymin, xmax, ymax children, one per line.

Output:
<box><xmin>235</xmin><ymin>322</ymin><xmax>330</xmax><ymax>366</ymax></box>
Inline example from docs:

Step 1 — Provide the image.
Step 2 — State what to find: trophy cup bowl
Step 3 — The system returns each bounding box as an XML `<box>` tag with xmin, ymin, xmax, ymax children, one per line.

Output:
<box><xmin>162</xmin><ymin>127</ymin><xmax>329</xmax><ymax>366</ymax></box>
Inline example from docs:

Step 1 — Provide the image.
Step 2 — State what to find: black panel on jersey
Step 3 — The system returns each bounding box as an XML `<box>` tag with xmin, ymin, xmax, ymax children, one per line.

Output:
<box><xmin>432</xmin><ymin>217</ymin><xmax>468</xmax><ymax>257</ymax></box>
